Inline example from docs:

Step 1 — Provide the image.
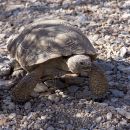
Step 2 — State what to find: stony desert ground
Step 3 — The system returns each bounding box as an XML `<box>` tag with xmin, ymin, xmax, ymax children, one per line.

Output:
<box><xmin>0</xmin><ymin>0</ymin><xmax>130</xmax><ymax>129</ymax></box>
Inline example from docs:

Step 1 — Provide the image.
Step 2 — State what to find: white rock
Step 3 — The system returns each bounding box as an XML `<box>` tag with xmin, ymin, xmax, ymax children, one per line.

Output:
<box><xmin>0</xmin><ymin>34</ymin><xmax>5</xmax><ymax>39</ymax></box>
<box><xmin>0</xmin><ymin>64</ymin><xmax>11</xmax><ymax>76</ymax></box>
<box><xmin>8</xmin><ymin>113</ymin><xmax>16</xmax><ymax>119</ymax></box>
<box><xmin>120</xmin><ymin>119</ymin><xmax>127</xmax><ymax>125</ymax></box>
<box><xmin>96</xmin><ymin>116</ymin><xmax>102</xmax><ymax>123</ymax></box>
<box><xmin>6</xmin><ymin>4</ymin><xmax>24</xmax><ymax>11</ymax></box>
<box><xmin>121</xmin><ymin>13</ymin><xmax>130</xmax><ymax>19</ymax></box>
<box><xmin>106</xmin><ymin>112</ymin><xmax>112</xmax><ymax>120</ymax></box>
<box><xmin>92</xmin><ymin>35</ymin><xmax>99</xmax><ymax>41</ymax></box>
<box><xmin>119</xmin><ymin>46</ymin><xmax>127</xmax><ymax>58</ymax></box>
<box><xmin>122</xmin><ymin>1</ymin><xmax>130</xmax><ymax>8</ymax></box>
<box><xmin>48</xmin><ymin>94</ymin><xmax>60</xmax><ymax>102</ymax></box>
<box><xmin>34</xmin><ymin>82</ymin><xmax>48</xmax><ymax>93</ymax></box>
<box><xmin>41</xmin><ymin>115</ymin><xmax>46</xmax><ymax>120</ymax></box>
<box><xmin>116</xmin><ymin>108</ymin><xmax>130</xmax><ymax>119</ymax></box>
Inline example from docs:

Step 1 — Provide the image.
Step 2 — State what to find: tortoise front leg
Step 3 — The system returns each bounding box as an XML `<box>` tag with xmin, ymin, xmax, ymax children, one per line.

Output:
<box><xmin>60</xmin><ymin>73</ymin><xmax>86</xmax><ymax>85</ymax></box>
<box><xmin>11</xmin><ymin>66</ymin><xmax>45</xmax><ymax>102</ymax></box>
<box><xmin>89</xmin><ymin>62</ymin><xmax>108</xmax><ymax>99</ymax></box>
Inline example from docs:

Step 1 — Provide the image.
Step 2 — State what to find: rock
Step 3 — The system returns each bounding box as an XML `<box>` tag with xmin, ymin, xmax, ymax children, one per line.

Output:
<box><xmin>106</xmin><ymin>112</ymin><xmax>112</xmax><ymax>120</ymax></box>
<box><xmin>128</xmin><ymin>75</ymin><xmax>130</xmax><ymax>81</ymax></box>
<box><xmin>24</xmin><ymin>102</ymin><xmax>31</xmax><ymax>111</ymax></box>
<box><xmin>33</xmin><ymin>121</ymin><xmax>41</xmax><ymax>129</ymax></box>
<box><xmin>92</xmin><ymin>34</ymin><xmax>99</xmax><ymax>41</ymax></box>
<box><xmin>68</xmin><ymin>85</ymin><xmax>79</xmax><ymax>93</ymax></box>
<box><xmin>119</xmin><ymin>66</ymin><xmax>130</xmax><ymax>74</ymax></box>
<box><xmin>66</xmin><ymin>124</ymin><xmax>73</xmax><ymax>130</ymax></box>
<box><xmin>48</xmin><ymin>94</ymin><xmax>60</xmax><ymax>102</ymax></box>
<box><xmin>119</xmin><ymin>46</ymin><xmax>127</xmax><ymax>58</ymax></box>
<box><xmin>121</xmin><ymin>13</ymin><xmax>130</xmax><ymax>20</ymax></box>
<box><xmin>75</xmin><ymin>0</ymin><xmax>85</xmax><ymax>5</ymax></box>
<box><xmin>111</xmin><ymin>89</ymin><xmax>124</xmax><ymax>98</ymax></box>
<box><xmin>47</xmin><ymin>126</ymin><xmax>54</xmax><ymax>130</ymax></box>
<box><xmin>120</xmin><ymin>118</ymin><xmax>127</xmax><ymax>125</ymax></box>
<box><xmin>124</xmin><ymin>94</ymin><xmax>130</xmax><ymax>105</ymax></box>
<box><xmin>96</xmin><ymin>116</ymin><xmax>102</xmax><ymax>123</ymax></box>
<box><xmin>0</xmin><ymin>117</ymin><xmax>6</xmax><ymax>126</ymax></box>
<box><xmin>41</xmin><ymin>115</ymin><xmax>46</xmax><ymax>120</ymax></box>
<box><xmin>116</xmin><ymin>108</ymin><xmax>130</xmax><ymax>119</ymax></box>
<box><xmin>0</xmin><ymin>64</ymin><xmax>11</xmax><ymax>76</ymax></box>
<box><xmin>111</xmin><ymin>97</ymin><xmax>118</xmax><ymax>103</ymax></box>
<box><xmin>109</xmin><ymin>127</ymin><xmax>115</xmax><ymax>130</ymax></box>
<box><xmin>0</xmin><ymin>79</ymin><xmax>14</xmax><ymax>90</ymax></box>
<box><xmin>8</xmin><ymin>102</ymin><xmax>15</xmax><ymax>110</ymax></box>
<box><xmin>122</xmin><ymin>1</ymin><xmax>130</xmax><ymax>8</ymax></box>
<box><xmin>62</xmin><ymin>1</ymin><xmax>70</xmax><ymax>9</ymax></box>
<box><xmin>6</xmin><ymin>4</ymin><xmax>24</xmax><ymax>11</ymax></box>
<box><xmin>77</xmin><ymin>14</ymin><xmax>88</xmax><ymax>25</ymax></box>
<box><xmin>0</xmin><ymin>33</ymin><xmax>5</xmax><ymax>39</ymax></box>
<box><xmin>34</xmin><ymin>82</ymin><xmax>48</xmax><ymax>93</ymax></box>
<box><xmin>8</xmin><ymin>113</ymin><xmax>16</xmax><ymax>119</ymax></box>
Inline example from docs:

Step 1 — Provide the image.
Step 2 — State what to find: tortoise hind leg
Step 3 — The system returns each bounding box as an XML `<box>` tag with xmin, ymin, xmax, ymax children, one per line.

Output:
<box><xmin>89</xmin><ymin>62</ymin><xmax>108</xmax><ymax>99</ymax></box>
<box><xmin>10</xmin><ymin>59</ymin><xmax>26</xmax><ymax>82</ymax></box>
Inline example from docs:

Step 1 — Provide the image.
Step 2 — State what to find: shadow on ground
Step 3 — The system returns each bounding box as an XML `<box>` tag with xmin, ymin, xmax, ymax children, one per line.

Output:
<box><xmin>0</xmin><ymin>58</ymin><xmax>129</xmax><ymax>129</ymax></box>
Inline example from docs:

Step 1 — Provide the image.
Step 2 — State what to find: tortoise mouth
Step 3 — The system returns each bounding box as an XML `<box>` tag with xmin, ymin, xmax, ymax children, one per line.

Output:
<box><xmin>79</xmin><ymin>66</ymin><xmax>91</xmax><ymax>76</ymax></box>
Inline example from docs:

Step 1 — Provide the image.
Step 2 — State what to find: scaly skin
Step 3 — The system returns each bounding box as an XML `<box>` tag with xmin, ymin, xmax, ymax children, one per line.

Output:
<box><xmin>12</xmin><ymin>57</ymin><xmax>108</xmax><ymax>102</ymax></box>
<box><xmin>89</xmin><ymin>62</ymin><xmax>108</xmax><ymax>99</ymax></box>
<box><xmin>11</xmin><ymin>69</ymin><xmax>42</xmax><ymax>102</ymax></box>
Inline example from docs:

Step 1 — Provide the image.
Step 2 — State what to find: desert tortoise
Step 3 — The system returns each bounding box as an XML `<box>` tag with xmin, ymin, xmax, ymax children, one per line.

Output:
<box><xmin>7</xmin><ymin>19</ymin><xmax>108</xmax><ymax>102</ymax></box>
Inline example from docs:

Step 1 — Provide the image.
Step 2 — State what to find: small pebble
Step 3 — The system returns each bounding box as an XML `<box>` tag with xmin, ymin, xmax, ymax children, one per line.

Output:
<box><xmin>66</xmin><ymin>124</ymin><xmax>73</xmax><ymax>130</ymax></box>
<box><xmin>119</xmin><ymin>46</ymin><xmax>127</xmax><ymax>58</ymax></box>
<box><xmin>116</xmin><ymin>108</ymin><xmax>130</xmax><ymax>119</ymax></box>
<box><xmin>68</xmin><ymin>85</ymin><xmax>79</xmax><ymax>93</ymax></box>
<box><xmin>8</xmin><ymin>102</ymin><xmax>15</xmax><ymax>110</ymax></box>
<box><xmin>34</xmin><ymin>82</ymin><xmax>48</xmax><ymax>93</ymax></box>
<box><xmin>48</xmin><ymin>94</ymin><xmax>60</xmax><ymax>102</ymax></box>
<box><xmin>8</xmin><ymin>113</ymin><xmax>16</xmax><ymax>119</ymax></box>
<box><xmin>107</xmin><ymin>112</ymin><xmax>112</xmax><ymax>120</ymax></box>
<box><xmin>96</xmin><ymin>116</ymin><xmax>102</xmax><ymax>123</ymax></box>
<box><xmin>47</xmin><ymin>126</ymin><xmax>54</xmax><ymax>130</ymax></box>
<box><xmin>111</xmin><ymin>89</ymin><xmax>124</xmax><ymax>98</ymax></box>
<box><xmin>24</xmin><ymin>102</ymin><xmax>31</xmax><ymax>110</ymax></box>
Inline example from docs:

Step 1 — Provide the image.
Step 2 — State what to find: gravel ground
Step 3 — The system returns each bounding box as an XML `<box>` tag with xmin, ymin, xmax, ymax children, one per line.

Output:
<box><xmin>0</xmin><ymin>0</ymin><xmax>130</xmax><ymax>129</ymax></box>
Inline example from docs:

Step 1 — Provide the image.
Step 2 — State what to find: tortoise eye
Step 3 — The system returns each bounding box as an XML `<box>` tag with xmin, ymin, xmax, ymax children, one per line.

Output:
<box><xmin>80</xmin><ymin>62</ymin><xmax>84</xmax><ymax>65</ymax></box>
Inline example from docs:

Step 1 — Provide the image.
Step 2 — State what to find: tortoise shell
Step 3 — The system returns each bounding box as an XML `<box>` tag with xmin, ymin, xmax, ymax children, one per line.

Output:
<box><xmin>7</xmin><ymin>19</ymin><xmax>97</xmax><ymax>68</ymax></box>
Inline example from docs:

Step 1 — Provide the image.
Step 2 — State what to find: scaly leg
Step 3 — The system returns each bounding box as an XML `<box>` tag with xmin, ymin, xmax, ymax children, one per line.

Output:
<box><xmin>89</xmin><ymin>62</ymin><xmax>108</xmax><ymax>99</ymax></box>
<box><xmin>11</xmin><ymin>66</ymin><xmax>44</xmax><ymax>102</ymax></box>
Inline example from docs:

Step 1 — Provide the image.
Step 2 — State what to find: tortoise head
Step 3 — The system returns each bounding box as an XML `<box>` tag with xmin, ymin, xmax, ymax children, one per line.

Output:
<box><xmin>67</xmin><ymin>55</ymin><xmax>92</xmax><ymax>76</ymax></box>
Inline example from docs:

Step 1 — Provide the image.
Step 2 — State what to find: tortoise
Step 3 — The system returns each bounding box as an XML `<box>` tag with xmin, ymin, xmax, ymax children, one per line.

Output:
<box><xmin>7</xmin><ymin>19</ymin><xmax>108</xmax><ymax>102</ymax></box>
